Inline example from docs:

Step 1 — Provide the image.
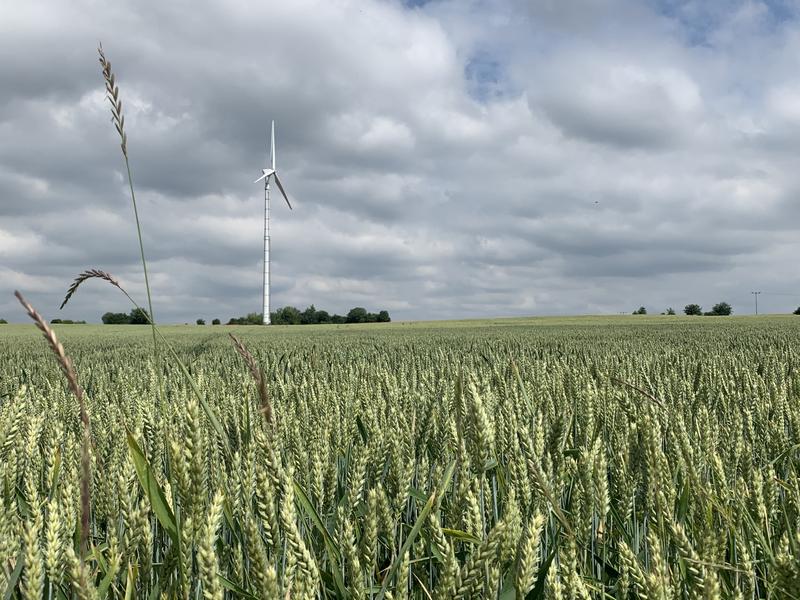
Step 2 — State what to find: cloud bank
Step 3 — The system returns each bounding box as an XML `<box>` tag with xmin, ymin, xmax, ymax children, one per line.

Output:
<box><xmin>2</xmin><ymin>0</ymin><xmax>800</xmax><ymax>322</ymax></box>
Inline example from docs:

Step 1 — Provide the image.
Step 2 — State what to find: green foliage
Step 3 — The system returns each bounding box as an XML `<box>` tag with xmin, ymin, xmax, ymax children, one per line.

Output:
<box><xmin>227</xmin><ymin>312</ymin><xmax>263</xmax><ymax>325</ymax></box>
<box><xmin>706</xmin><ymin>301</ymin><xmax>733</xmax><ymax>316</ymax></box>
<box><xmin>101</xmin><ymin>311</ymin><xmax>131</xmax><ymax>324</ymax></box>
<box><xmin>666</xmin><ymin>307</ymin><xmax>676</xmax><ymax>315</ymax></box>
<box><xmin>129</xmin><ymin>308</ymin><xmax>150</xmax><ymax>324</ymax></box>
<box><xmin>346</xmin><ymin>307</ymin><xmax>390</xmax><ymax>323</ymax></box>
<box><xmin>794</xmin><ymin>307</ymin><xmax>800</xmax><ymax>315</ymax></box>
<box><xmin>684</xmin><ymin>303</ymin><xmax>703</xmax><ymax>315</ymax></box>
<box><xmin>300</xmin><ymin>304</ymin><xmax>318</xmax><ymax>325</ymax></box>
<box><xmin>347</xmin><ymin>307</ymin><xmax>369</xmax><ymax>322</ymax></box>
<box><xmin>212</xmin><ymin>318</ymin><xmax>221</xmax><ymax>325</ymax></box>
<box><xmin>271</xmin><ymin>306</ymin><xmax>301</xmax><ymax>325</ymax></box>
<box><xmin>196</xmin><ymin>319</ymin><xmax>205</xmax><ymax>325</ymax></box>
<box><xmin>50</xmin><ymin>319</ymin><xmax>87</xmax><ymax>324</ymax></box>
<box><xmin>266</xmin><ymin>305</ymin><xmax>391</xmax><ymax>325</ymax></box>
<box><xmin>0</xmin><ymin>318</ymin><xmax>7</xmax><ymax>324</ymax></box>
<box><xmin>632</xmin><ymin>306</ymin><xmax>647</xmax><ymax>315</ymax></box>
<box><xmin>101</xmin><ymin>308</ymin><xmax>151</xmax><ymax>325</ymax></box>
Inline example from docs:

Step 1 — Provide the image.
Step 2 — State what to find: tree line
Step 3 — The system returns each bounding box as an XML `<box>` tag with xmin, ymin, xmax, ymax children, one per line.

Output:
<box><xmin>223</xmin><ymin>305</ymin><xmax>391</xmax><ymax>325</ymax></box>
<box><xmin>6</xmin><ymin>302</ymin><xmax>800</xmax><ymax>326</ymax></box>
<box><xmin>101</xmin><ymin>308</ymin><xmax>150</xmax><ymax>324</ymax></box>
<box><xmin>633</xmin><ymin>302</ymin><xmax>733</xmax><ymax>316</ymax></box>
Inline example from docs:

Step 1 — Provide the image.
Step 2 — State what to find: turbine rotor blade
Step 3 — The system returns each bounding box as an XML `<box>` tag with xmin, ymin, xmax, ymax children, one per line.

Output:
<box><xmin>254</xmin><ymin>171</ymin><xmax>268</xmax><ymax>184</ymax></box>
<box><xmin>273</xmin><ymin>173</ymin><xmax>292</xmax><ymax>210</ymax></box>
<box><xmin>265</xmin><ymin>124</ymin><xmax>271</xmax><ymax>169</ymax></box>
<box><xmin>271</xmin><ymin>120</ymin><xmax>276</xmax><ymax>171</ymax></box>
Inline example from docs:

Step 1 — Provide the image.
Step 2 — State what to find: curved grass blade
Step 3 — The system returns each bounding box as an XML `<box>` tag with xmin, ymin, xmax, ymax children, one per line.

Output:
<box><xmin>127</xmin><ymin>432</ymin><xmax>178</xmax><ymax>544</ymax></box>
<box><xmin>376</xmin><ymin>461</ymin><xmax>455</xmax><ymax>600</ymax></box>
<box><xmin>2</xmin><ymin>549</ymin><xmax>23</xmax><ymax>600</ymax></box>
<box><xmin>219</xmin><ymin>574</ymin><xmax>261</xmax><ymax>599</ymax></box>
<box><xmin>293</xmin><ymin>479</ymin><xmax>347</xmax><ymax>597</ymax></box>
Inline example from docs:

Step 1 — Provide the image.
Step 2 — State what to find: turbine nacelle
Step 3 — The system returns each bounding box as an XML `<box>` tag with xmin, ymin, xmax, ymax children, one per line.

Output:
<box><xmin>254</xmin><ymin>168</ymin><xmax>275</xmax><ymax>184</ymax></box>
<box><xmin>254</xmin><ymin>121</ymin><xmax>293</xmax><ymax>210</ymax></box>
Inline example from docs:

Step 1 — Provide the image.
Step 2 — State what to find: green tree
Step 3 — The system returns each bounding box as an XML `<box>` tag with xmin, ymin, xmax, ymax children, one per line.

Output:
<box><xmin>212</xmin><ymin>318</ymin><xmax>221</xmax><ymax>325</ymax></box>
<box><xmin>315</xmin><ymin>310</ymin><xmax>331</xmax><ymax>324</ymax></box>
<box><xmin>228</xmin><ymin>313</ymin><xmax>263</xmax><ymax>325</ymax></box>
<box><xmin>633</xmin><ymin>306</ymin><xmax>647</xmax><ymax>315</ymax></box>
<box><xmin>794</xmin><ymin>307</ymin><xmax>800</xmax><ymax>315</ymax></box>
<box><xmin>102</xmin><ymin>312</ymin><xmax>131</xmax><ymax>324</ymax></box>
<box><xmin>684</xmin><ymin>304</ymin><xmax>702</xmax><ymax>316</ymax></box>
<box><xmin>0</xmin><ymin>318</ymin><xmax>7</xmax><ymax>324</ymax></box>
<box><xmin>273</xmin><ymin>306</ymin><xmax>301</xmax><ymax>325</ymax></box>
<box><xmin>347</xmin><ymin>307</ymin><xmax>368</xmax><ymax>323</ymax></box>
<box><xmin>130</xmin><ymin>308</ymin><xmax>150</xmax><ymax>324</ymax></box>
<box><xmin>377</xmin><ymin>310</ymin><xmax>391</xmax><ymax>322</ymax></box>
<box><xmin>300</xmin><ymin>305</ymin><xmax>318</xmax><ymax>325</ymax></box>
<box><xmin>331</xmin><ymin>314</ymin><xmax>346</xmax><ymax>324</ymax></box>
<box><xmin>706</xmin><ymin>302</ymin><xmax>732</xmax><ymax>316</ymax></box>
<box><xmin>666</xmin><ymin>307</ymin><xmax>676</xmax><ymax>315</ymax></box>
<box><xmin>196</xmin><ymin>318</ymin><xmax>205</xmax><ymax>325</ymax></box>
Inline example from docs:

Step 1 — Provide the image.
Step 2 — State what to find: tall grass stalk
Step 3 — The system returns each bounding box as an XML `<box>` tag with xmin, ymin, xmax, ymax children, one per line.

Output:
<box><xmin>97</xmin><ymin>44</ymin><xmax>162</xmax><ymax>399</ymax></box>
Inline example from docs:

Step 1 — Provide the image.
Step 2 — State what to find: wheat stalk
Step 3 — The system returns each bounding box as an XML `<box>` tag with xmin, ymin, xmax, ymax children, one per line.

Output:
<box><xmin>97</xmin><ymin>43</ymin><xmax>162</xmax><ymax>403</ymax></box>
<box><xmin>16</xmin><ymin>291</ymin><xmax>83</xmax><ymax>401</ymax></box>
<box><xmin>98</xmin><ymin>44</ymin><xmax>127</xmax><ymax>158</ymax></box>
<box><xmin>229</xmin><ymin>333</ymin><xmax>273</xmax><ymax>426</ymax></box>
<box><xmin>14</xmin><ymin>290</ymin><xmax>92</xmax><ymax>558</ymax></box>
<box><xmin>60</xmin><ymin>269</ymin><xmax>122</xmax><ymax>310</ymax></box>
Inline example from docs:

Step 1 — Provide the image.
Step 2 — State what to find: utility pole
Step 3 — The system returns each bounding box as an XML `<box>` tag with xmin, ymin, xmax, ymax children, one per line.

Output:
<box><xmin>751</xmin><ymin>291</ymin><xmax>761</xmax><ymax>315</ymax></box>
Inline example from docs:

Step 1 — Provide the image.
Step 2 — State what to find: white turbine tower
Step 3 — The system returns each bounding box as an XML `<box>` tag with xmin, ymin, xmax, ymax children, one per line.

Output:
<box><xmin>254</xmin><ymin>120</ymin><xmax>293</xmax><ymax>325</ymax></box>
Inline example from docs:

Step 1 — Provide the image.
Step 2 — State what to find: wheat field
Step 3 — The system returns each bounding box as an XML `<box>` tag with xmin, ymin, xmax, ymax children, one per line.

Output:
<box><xmin>0</xmin><ymin>316</ymin><xmax>798</xmax><ymax>598</ymax></box>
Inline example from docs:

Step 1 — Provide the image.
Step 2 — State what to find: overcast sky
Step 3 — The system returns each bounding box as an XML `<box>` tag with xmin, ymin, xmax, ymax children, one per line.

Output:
<box><xmin>2</xmin><ymin>0</ymin><xmax>800</xmax><ymax>323</ymax></box>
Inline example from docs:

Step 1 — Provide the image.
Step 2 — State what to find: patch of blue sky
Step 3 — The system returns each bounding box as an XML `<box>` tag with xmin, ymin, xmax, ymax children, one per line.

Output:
<box><xmin>464</xmin><ymin>52</ymin><xmax>512</xmax><ymax>102</ymax></box>
<box><xmin>651</xmin><ymin>0</ymin><xmax>798</xmax><ymax>46</ymax></box>
<box><xmin>464</xmin><ymin>51</ymin><xmax>519</xmax><ymax>103</ymax></box>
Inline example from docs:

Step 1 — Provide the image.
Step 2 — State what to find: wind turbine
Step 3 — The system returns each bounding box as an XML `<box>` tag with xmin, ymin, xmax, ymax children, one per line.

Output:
<box><xmin>254</xmin><ymin>120</ymin><xmax>293</xmax><ymax>325</ymax></box>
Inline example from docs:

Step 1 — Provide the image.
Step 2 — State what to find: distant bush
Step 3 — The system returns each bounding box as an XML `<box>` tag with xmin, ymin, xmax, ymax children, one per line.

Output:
<box><xmin>684</xmin><ymin>304</ymin><xmax>702</xmax><ymax>316</ymax></box>
<box><xmin>51</xmin><ymin>319</ymin><xmax>87</xmax><ymax>324</ymax></box>
<box><xmin>345</xmin><ymin>307</ymin><xmax>390</xmax><ymax>323</ymax></box>
<box><xmin>632</xmin><ymin>306</ymin><xmax>647</xmax><ymax>315</ymax></box>
<box><xmin>794</xmin><ymin>307</ymin><xmax>800</xmax><ymax>315</ymax></box>
<box><xmin>666</xmin><ymin>308</ymin><xmax>676</xmax><ymax>315</ymax></box>
<box><xmin>130</xmin><ymin>308</ymin><xmax>150</xmax><ymax>324</ymax></box>
<box><xmin>227</xmin><ymin>313</ymin><xmax>263</xmax><ymax>325</ymax></box>
<box><xmin>196</xmin><ymin>319</ymin><xmax>205</xmax><ymax>325</ymax></box>
<box><xmin>102</xmin><ymin>312</ymin><xmax>131</xmax><ymax>324</ymax></box>
<box><xmin>101</xmin><ymin>308</ymin><xmax>150</xmax><ymax>324</ymax></box>
<box><xmin>273</xmin><ymin>306</ymin><xmax>301</xmax><ymax>325</ymax></box>
<box><xmin>0</xmin><ymin>318</ymin><xmax>7</xmax><ymax>324</ymax></box>
<box><xmin>212</xmin><ymin>318</ymin><xmax>221</xmax><ymax>325</ymax></box>
<box><xmin>705</xmin><ymin>302</ymin><xmax>732</xmax><ymax>316</ymax></box>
